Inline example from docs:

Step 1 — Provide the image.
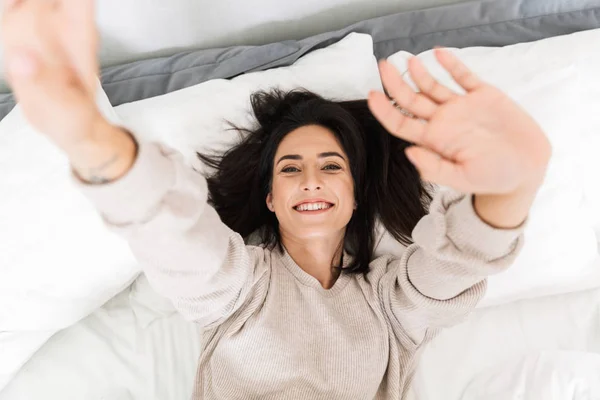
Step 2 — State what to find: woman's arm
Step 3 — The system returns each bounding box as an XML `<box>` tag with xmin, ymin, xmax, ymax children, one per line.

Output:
<box><xmin>367</xmin><ymin>49</ymin><xmax>550</xmax><ymax>346</ymax></box>
<box><xmin>70</xmin><ymin>127</ymin><xmax>269</xmax><ymax>328</ymax></box>
<box><xmin>379</xmin><ymin>187</ymin><xmax>528</xmax><ymax>346</ymax></box>
<box><xmin>1</xmin><ymin>1</ymin><xmax>267</xmax><ymax>328</ymax></box>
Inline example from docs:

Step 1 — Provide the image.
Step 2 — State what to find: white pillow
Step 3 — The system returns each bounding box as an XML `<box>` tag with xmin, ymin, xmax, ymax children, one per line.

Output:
<box><xmin>115</xmin><ymin>33</ymin><xmax>382</xmax><ymax>166</ymax></box>
<box><xmin>0</xmin><ymin>32</ymin><xmax>381</xmax><ymax>391</ymax></box>
<box><xmin>574</xmin><ymin>36</ymin><xmax>600</xmax><ymax>240</ymax></box>
<box><xmin>385</xmin><ymin>28</ymin><xmax>600</xmax><ymax>308</ymax></box>
<box><xmin>0</xmin><ymin>81</ymin><xmax>137</xmax><ymax>331</ymax></box>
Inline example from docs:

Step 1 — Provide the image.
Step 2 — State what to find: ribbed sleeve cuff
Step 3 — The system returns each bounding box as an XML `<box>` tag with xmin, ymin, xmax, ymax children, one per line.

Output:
<box><xmin>70</xmin><ymin>140</ymin><xmax>175</xmax><ymax>225</ymax></box>
<box><xmin>445</xmin><ymin>193</ymin><xmax>526</xmax><ymax>259</ymax></box>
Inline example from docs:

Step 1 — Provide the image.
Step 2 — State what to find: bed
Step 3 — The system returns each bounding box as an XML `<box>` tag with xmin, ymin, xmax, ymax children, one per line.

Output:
<box><xmin>2</xmin><ymin>0</ymin><xmax>600</xmax><ymax>398</ymax></box>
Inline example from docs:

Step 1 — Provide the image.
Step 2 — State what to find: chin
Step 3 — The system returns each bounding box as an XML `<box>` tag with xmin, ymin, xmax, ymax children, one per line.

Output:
<box><xmin>292</xmin><ymin>225</ymin><xmax>346</xmax><ymax>240</ymax></box>
<box><xmin>279</xmin><ymin>213</ymin><xmax>351</xmax><ymax>240</ymax></box>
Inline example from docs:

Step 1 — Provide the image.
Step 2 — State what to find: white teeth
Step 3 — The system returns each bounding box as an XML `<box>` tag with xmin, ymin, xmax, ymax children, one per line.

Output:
<box><xmin>295</xmin><ymin>202</ymin><xmax>332</xmax><ymax>211</ymax></box>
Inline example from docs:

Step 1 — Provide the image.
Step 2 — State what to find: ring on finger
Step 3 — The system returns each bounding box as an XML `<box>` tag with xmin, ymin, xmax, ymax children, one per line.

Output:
<box><xmin>390</xmin><ymin>99</ymin><xmax>428</xmax><ymax>124</ymax></box>
<box><xmin>391</xmin><ymin>99</ymin><xmax>416</xmax><ymax>118</ymax></box>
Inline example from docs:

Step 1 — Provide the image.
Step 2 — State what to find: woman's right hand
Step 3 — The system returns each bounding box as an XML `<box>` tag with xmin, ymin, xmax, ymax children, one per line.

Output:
<box><xmin>1</xmin><ymin>0</ymin><xmax>104</xmax><ymax>153</ymax></box>
<box><xmin>2</xmin><ymin>0</ymin><xmax>137</xmax><ymax>183</ymax></box>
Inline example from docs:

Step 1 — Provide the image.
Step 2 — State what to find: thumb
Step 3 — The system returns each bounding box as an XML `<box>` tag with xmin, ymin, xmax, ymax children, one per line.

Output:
<box><xmin>405</xmin><ymin>146</ymin><xmax>468</xmax><ymax>191</ymax></box>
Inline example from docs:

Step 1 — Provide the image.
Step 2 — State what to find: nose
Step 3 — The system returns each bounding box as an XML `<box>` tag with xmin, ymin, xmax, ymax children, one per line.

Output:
<box><xmin>301</xmin><ymin>168</ymin><xmax>322</xmax><ymax>191</ymax></box>
<box><xmin>303</xmin><ymin>184</ymin><xmax>321</xmax><ymax>191</ymax></box>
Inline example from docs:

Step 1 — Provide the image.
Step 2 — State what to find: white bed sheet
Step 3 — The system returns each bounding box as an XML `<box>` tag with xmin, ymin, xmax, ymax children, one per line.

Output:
<box><xmin>2</xmin><ymin>260</ymin><xmax>600</xmax><ymax>400</ymax></box>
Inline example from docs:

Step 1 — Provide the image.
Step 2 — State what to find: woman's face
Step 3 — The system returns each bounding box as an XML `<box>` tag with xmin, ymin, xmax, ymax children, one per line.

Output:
<box><xmin>267</xmin><ymin>125</ymin><xmax>355</xmax><ymax>240</ymax></box>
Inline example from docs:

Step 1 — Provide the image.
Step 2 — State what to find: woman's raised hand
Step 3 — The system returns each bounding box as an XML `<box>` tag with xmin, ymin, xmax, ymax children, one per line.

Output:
<box><xmin>368</xmin><ymin>48</ymin><xmax>552</xmax><ymax>196</ymax></box>
<box><xmin>2</xmin><ymin>0</ymin><xmax>136</xmax><ymax>183</ymax></box>
<box><xmin>2</xmin><ymin>0</ymin><xmax>104</xmax><ymax>153</ymax></box>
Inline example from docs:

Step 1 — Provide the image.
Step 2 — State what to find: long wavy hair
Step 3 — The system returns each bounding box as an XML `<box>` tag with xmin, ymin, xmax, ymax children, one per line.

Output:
<box><xmin>197</xmin><ymin>88</ymin><xmax>433</xmax><ymax>276</ymax></box>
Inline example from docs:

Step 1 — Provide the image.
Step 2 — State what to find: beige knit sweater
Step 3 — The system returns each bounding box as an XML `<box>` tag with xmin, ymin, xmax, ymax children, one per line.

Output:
<box><xmin>72</xmin><ymin>139</ymin><xmax>525</xmax><ymax>400</ymax></box>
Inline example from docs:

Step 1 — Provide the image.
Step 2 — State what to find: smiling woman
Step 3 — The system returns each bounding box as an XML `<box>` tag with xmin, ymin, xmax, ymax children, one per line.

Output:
<box><xmin>197</xmin><ymin>89</ymin><xmax>433</xmax><ymax>280</ymax></box>
<box><xmin>1</xmin><ymin>0</ymin><xmax>548</xmax><ymax>397</ymax></box>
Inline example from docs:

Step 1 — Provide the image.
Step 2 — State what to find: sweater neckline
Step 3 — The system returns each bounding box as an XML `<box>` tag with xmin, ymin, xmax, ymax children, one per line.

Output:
<box><xmin>277</xmin><ymin>246</ymin><xmax>352</xmax><ymax>297</ymax></box>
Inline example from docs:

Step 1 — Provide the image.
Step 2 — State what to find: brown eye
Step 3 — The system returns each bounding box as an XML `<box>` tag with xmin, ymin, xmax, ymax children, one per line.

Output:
<box><xmin>282</xmin><ymin>166</ymin><xmax>300</xmax><ymax>173</ymax></box>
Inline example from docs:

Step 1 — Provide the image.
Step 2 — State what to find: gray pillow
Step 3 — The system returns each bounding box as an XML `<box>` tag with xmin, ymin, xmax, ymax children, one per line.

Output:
<box><xmin>100</xmin><ymin>0</ymin><xmax>600</xmax><ymax>108</ymax></box>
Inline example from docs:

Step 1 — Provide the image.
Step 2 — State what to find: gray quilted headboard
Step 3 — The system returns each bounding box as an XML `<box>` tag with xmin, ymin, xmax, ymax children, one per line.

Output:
<box><xmin>1</xmin><ymin>0</ymin><xmax>599</xmax><ymax>119</ymax></box>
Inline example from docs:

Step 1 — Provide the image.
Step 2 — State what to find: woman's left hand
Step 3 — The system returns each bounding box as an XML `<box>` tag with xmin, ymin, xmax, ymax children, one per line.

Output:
<box><xmin>368</xmin><ymin>48</ymin><xmax>552</xmax><ymax>195</ymax></box>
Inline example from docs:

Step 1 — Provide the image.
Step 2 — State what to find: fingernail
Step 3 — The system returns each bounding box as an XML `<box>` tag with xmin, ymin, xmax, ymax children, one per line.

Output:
<box><xmin>9</xmin><ymin>53</ymin><xmax>38</xmax><ymax>77</ymax></box>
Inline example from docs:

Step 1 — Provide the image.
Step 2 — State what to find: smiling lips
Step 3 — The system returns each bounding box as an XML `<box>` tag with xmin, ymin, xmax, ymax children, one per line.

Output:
<box><xmin>293</xmin><ymin>200</ymin><xmax>334</xmax><ymax>213</ymax></box>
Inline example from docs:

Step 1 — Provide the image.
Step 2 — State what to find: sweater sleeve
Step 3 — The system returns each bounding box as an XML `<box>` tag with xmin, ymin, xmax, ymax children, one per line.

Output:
<box><xmin>379</xmin><ymin>189</ymin><xmax>526</xmax><ymax>347</ymax></box>
<box><xmin>70</xmin><ymin>138</ymin><xmax>269</xmax><ymax>328</ymax></box>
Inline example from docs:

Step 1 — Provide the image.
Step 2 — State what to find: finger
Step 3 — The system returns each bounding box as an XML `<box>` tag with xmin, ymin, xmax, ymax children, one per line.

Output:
<box><xmin>368</xmin><ymin>90</ymin><xmax>427</xmax><ymax>144</ymax></box>
<box><xmin>378</xmin><ymin>60</ymin><xmax>438</xmax><ymax>120</ymax></box>
<box><xmin>57</xmin><ymin>0</ymin><xmax>99</xmax><ymax>97</ymax></box>
<box><xmin>434</xmin><ymin>47</ymin><xmax>484</xmax><ymax>92</ymax></box>
<box><xmin>405</xmin><ymin>145</ymin><xmax>469</xmax><ymax>190</ymax></box>
<box><xmin>407</xmin><ymin>56</ymin><xmax>457</xmax><ymax>104</ymax></box>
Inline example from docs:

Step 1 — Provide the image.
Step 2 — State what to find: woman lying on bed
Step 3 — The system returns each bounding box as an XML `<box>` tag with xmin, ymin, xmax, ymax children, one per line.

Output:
<box><xmin>2</xmin><ymin>0</ymin><xmax>551</xmax><ymax>399</ymax></box>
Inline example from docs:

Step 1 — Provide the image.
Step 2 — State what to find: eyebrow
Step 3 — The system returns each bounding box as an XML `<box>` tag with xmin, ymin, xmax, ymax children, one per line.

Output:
<box><xmin>276</xmin><ymin>152</ymin><xmax>345</xmax><ymax>166</ymax></box>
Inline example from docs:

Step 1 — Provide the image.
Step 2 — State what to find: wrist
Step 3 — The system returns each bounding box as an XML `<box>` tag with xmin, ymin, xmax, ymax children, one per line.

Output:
<box><xmin>68</xmin><ymin>119</ymin><xmax>138</xmax><ymax>184</ymax></box>
<box><xmin>474</xmin><ymin>172</ymin><xmax>545</xmax><ymax>230</ymax></box>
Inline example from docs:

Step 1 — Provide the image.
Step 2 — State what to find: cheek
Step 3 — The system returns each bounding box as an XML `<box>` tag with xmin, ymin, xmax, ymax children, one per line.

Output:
<box><xmin>329</xmin><ymin>175</ymin><xmax>355</xmax><ymax>207</ymax></box>
<box><xmin>271</xmin><ymin>177</ymin><xmax>293</xmax><ymax>209</ymax></box>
